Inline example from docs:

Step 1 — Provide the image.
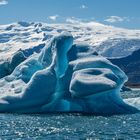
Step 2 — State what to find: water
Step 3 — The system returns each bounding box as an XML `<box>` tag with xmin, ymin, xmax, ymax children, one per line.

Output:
<box><xmin>0</xmin><ymin>90</ymin><xmax>140</xmax><ymax>140</ymax></box>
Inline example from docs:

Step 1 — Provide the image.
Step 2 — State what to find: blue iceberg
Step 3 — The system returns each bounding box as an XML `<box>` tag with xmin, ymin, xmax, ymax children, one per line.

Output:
<box><xmin>0</xmin><ymin>32</ymin><xmax>139</xmax><ymax>115</ymax></box>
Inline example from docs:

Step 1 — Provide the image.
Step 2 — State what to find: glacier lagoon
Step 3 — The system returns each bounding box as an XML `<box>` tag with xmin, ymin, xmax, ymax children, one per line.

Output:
<box><xmin>0</xmin><ymin>90</ymin><xmax>139</xmax><ymax>139</ymax></box>
<box><xmin>0</xmin><ymin>23</ymin><xmax>140</xmax><ymax>139</ymax></box>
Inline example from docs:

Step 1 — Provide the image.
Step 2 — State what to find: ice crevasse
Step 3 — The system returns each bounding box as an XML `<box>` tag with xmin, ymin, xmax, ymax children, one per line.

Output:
<box><xmin>0</xmin><ymin>32</ymin><xmax>139</xmax><ymax>115</ymax></box>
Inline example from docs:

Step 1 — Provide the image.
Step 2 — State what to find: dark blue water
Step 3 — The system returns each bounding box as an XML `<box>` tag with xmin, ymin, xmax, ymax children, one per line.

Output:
<box><xmin>0</xmin><ymin>90</ymin><xmax>140</xmax><ymax>140</ymax></box>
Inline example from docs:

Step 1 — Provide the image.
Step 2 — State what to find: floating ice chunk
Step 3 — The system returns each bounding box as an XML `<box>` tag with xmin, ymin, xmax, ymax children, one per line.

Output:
<box><xmin>125</xmin><ymin>97</ymin><xmax>140</xmax><ymax>110</ymax></box>
<box><xmin>0</xmin><ymin>32</ymin><xmax>139</xmax><ymax>115</ymax></box>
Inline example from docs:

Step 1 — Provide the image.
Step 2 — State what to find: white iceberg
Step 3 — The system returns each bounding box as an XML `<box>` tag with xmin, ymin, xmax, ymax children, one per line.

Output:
<box><xmin>0</xmin><ymin>32</ymin><xmax>139</xmax><ymax>115</ymax></box>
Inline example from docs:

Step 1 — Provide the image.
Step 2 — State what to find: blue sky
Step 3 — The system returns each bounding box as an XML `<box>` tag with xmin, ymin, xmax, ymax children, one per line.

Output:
<box><xmin>0</xmin><ymin>0</ymin><xmax>140</xmax><ymax>29</ymax></box>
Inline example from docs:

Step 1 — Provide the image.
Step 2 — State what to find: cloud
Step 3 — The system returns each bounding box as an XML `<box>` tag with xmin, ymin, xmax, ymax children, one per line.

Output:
<box><xmin>48</xmin><ymin>15</ymin><xmax>59</xmax><ymax>21</ymax></box>
<box><xmin>80</xmin><ymin>4</ymin><xmax>88</xmax><ymax>9</ymax></box>
<box><xmin>66</xmin><ymin>17</ymin><xmax>81</xmax><ymax>24</ymax></box>
<box><xmin>0</xmin><ymin>0</ymin><xmax>8</xmax><ymax>5</ymax></box>
<box><xmin>104</xmin><ymin>16</ymin><xmax>125</xmax><ymax>23</ymax></box>
<box><xmin>65</xmin><ymin>17</ymin><xmax>105</xmax><ymax>27</ymax></box>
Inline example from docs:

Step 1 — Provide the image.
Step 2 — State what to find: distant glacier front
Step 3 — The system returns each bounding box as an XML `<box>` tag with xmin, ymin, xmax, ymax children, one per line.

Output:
<box><xmin>0</xmin><ymin>32</ymin><xmax>139</xmax><ymax>115</ymax></box>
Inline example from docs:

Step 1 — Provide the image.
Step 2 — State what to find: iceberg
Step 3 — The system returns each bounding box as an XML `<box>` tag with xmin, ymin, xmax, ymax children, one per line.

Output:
<box><xmin>0</xmin><ymin>32</ymin><xmax>139</xmax><ymax>115</ymax></box>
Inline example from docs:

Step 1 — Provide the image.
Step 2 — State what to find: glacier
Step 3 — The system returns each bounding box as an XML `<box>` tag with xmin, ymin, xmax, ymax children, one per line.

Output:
<box><xmin>0</xmin><ymin>31</ymin><xmax>139</xmax><ymax>115</ymax></box>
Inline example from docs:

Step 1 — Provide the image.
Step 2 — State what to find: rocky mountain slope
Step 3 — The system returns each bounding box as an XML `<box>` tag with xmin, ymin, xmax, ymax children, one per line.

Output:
<box><xmin>110</xmin><ymin>48</ymin><xmax>140</xmax><ymax>87</ymax></box>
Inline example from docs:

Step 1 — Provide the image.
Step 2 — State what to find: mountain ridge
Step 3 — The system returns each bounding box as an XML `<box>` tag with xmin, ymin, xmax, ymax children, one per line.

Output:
<box><xmin>0</xmin><ymin>21</ymin><xmax>140</xmax><ymax>86</ymax></box>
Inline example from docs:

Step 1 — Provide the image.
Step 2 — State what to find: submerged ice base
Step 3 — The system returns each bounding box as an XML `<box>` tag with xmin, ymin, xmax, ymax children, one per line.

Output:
<box><xmin>0</xmin><ymin>32</ymin><xmax>139</xmax><ymax>115</ymax></box>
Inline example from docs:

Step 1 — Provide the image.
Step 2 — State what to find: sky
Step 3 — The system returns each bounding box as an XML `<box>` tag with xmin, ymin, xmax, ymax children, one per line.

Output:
<box><xmin>0</xmin><ymin>0</ymin><xmax>140</xmax><ymax>29</ymax></box>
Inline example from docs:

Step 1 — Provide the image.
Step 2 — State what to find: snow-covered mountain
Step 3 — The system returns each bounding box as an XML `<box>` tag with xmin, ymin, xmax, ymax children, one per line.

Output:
<box><xmin>1</xmin><ymin>21</ymin><xmax>140</xmax><ymax>62</ymax></box>
<box><xmin>95</xmin><ymin>38</ymin><xmax>140</xmax><ymax>58</ymax></box>
<box><xmin>1</xmin><ymin>21</ymin><xmax>140</xmax><ymax>85</ymax></box>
